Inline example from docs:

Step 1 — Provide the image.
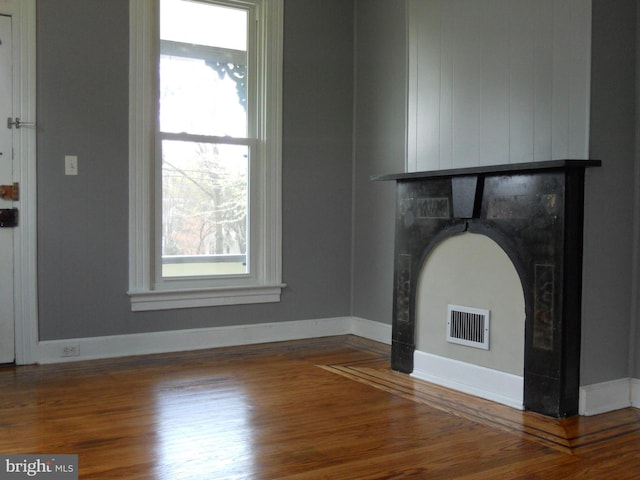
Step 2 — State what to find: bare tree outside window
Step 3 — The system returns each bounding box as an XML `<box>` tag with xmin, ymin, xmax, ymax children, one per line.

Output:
<box><xmin>161</xmin><ymin>141</ymin><xmax>248</xmax><ymax>258</ymax></box>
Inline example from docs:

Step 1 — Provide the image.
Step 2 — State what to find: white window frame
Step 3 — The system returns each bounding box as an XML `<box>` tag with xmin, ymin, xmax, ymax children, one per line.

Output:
<box><xmin>128</xmin><ymin>0</ymin><xmax>284</xmax><ymax>311</ymax></box>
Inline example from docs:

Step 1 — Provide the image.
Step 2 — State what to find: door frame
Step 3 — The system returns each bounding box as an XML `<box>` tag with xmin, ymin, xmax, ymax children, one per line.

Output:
<box><xmin>0</xmin><ymin>0</ymin><xmax>37</xmax><ymax>364</ymax></box>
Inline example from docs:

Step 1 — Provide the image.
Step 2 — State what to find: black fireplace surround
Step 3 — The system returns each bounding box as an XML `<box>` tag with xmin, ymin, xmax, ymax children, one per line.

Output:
<box><xmin>374</xmin><ymin>160</ymin><xmax>601</xmax><ymax>417</ymax></box>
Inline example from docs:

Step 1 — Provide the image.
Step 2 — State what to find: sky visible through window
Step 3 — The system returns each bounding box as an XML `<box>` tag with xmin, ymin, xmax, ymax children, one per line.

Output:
<box><xmin>160</xmin><ymin>0</ymin><xmax>246</xmax><ymax>50</ymax></box>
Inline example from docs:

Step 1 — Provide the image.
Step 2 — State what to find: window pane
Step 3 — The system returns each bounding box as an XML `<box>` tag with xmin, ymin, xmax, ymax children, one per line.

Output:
<box><xmin>159</xmin><ymin>53</ymin><xmax>247</xmax><ymax>137</ymax></box>
<box><xmin>162</xmin><ymin>140</ymin><xmax>249</xmax><ymax>278</ymax></box>
<box><xmin>160</xmin><ymin>0</ymin><xmax>246</xmax><ymax>51</ymax></box>
<box><xmin>159</xmin><ymin>0</ymin><xmax>248</xmax><ymax>137</ymax></box>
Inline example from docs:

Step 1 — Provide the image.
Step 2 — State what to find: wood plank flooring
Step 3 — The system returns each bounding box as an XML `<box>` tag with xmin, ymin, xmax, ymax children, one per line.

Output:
<box><xmin>0</xmin><ymin>335</ymin><xmax>639</xmax><ymax>479</ymax></box>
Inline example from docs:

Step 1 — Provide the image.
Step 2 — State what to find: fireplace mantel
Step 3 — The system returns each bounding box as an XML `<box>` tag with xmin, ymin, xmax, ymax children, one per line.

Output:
<box><xmin>375</xmin><ymin>159</ymin><xmax>601</xmax><ymax>417</ymax></box>
<box><xmin>373</xmin><ymin>159</ymin><xmax>601</xmax><ymax>182</ymax></box>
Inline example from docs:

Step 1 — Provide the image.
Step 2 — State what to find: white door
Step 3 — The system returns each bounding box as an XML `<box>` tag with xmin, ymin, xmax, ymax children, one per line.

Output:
<box><xmin>0</xmin><ymin>14</ymin><xmax>16</xmax><ymax>363</ymax></box>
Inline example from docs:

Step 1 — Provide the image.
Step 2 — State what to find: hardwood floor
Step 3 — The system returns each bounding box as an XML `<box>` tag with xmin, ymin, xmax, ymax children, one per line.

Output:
<box><xmin>1</xmin><ymin>335</ymin><xmax>639</xmax><ymax>479</ymax></box>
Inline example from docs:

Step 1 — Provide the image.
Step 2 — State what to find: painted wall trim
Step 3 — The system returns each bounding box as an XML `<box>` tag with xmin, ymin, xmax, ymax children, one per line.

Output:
<box><xmin>579</xmin><ymin>377</ymin><xmax>640</xmax><ymax>415</ymax></box>
<box><xmin>128</xmin><ymin>0</ymin><xmax>284</xmax><ymax>308</ymax></box>
<box><xmin>350</xmin><ymin>316</ymin><xmax>393</xmax><ymax>345</ymax></box>
<box><xmin>38</xmin><ymin>316</ymin><xmax>391</xmax><ymax>364</ymax></box>
<box><xmin>412</xmin><ymin>349</ymin><xmax>524</xmax><ymax>410</ymax></box>
<box><xmin>632</xmin><ymin>379</ymin><xmax>640</xmax><ymax>409</ymax></box>
<box><xmin>0</xmin><ymin>0</ymin><xmax>38</xmax><ymax>366</ymax></box>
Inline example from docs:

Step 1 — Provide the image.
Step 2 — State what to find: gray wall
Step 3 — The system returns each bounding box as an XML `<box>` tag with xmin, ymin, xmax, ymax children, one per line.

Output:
<box><xmin>36</xmin><ymin>0</ymin><xmax>354</xmax><ymax>340</ymax></box>
<box><xmin>583</xmin><ymin>0</ymin><xmax>637</xmax><ymax>384</ymax></box>
<box><xmin>352</xmin><ymin>0</ymin><xmax>406</xmax><ymax>324</ymax></box>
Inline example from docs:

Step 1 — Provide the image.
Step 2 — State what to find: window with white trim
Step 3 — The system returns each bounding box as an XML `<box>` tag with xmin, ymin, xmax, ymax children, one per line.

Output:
<box><xmin>129</xmin><ymin>0</ymin><xmax>284</xmax><ymax>311</ymax></box>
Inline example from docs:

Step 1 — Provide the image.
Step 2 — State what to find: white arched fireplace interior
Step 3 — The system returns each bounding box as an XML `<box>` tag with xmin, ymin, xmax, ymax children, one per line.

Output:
<box><xmin>413</xmin><ymin>232</ymin><xmax>526</xmax><ymax>409</ymax></box>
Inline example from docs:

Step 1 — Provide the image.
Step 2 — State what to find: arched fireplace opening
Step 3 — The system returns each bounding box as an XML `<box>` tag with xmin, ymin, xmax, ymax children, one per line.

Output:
<box><xmin>415</xmin><ymin>232</ymin><xmax>526</xmax><ymax>408</ymax></box>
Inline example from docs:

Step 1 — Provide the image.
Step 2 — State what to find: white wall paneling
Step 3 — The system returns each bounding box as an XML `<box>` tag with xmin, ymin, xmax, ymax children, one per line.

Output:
<box><xmin>407</xmin><ymin>0</ymin><xmax>592</xmax><ymax>172</ymax></box>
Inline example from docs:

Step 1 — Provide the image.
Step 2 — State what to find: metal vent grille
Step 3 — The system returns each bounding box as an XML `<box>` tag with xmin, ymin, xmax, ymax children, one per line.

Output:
<box><xmin>446</xmin><ymin>305</ymin><xmax>490</xmax><ymax>350</ymax></box>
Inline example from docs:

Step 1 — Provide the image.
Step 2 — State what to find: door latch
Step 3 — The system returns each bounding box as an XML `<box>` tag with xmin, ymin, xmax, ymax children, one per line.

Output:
<box><xmin>0</xmin><ymin>182</ymin><xmax>19</xmax><ymax>201</ymax></box>
<box><xmin>7</xmin><ymin>117</ymin><xmax>36</xmax><ymax>129</ymax></box>
<box><xmin>0</xmin><ymin>208</ymin><xmax>18</xmax><ymax>227</ymax></box>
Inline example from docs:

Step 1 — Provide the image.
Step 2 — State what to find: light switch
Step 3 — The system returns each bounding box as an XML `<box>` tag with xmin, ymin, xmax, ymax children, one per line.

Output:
<box><xmin>65</xmin><ymin>155</ymin><xmax>78</xmax><ymax>176</ymax></box>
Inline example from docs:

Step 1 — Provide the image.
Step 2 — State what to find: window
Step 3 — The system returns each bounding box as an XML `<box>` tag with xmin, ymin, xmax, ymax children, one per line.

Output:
<box><xmin>159</xmin><ymin>1</ymin><xmax>250</xmax><ymax>278</ymax></box>
<box><xmin>129</xmin><ymin>0</ymin><xmax>284</xmax><ymax>311</ymax></box>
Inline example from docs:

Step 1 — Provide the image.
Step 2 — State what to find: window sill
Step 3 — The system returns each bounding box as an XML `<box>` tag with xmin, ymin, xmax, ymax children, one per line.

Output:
<box><xmin>128</xmin><ymin>283</ymin><xmax>286</xmax><ymax>311</ymax></box>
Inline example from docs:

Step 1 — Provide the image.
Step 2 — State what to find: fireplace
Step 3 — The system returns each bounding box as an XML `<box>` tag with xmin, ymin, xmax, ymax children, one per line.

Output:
<box><xmin>374</xmin><ymin>160</ymin><xmax>601</xmax><ymax>418</ymax></box>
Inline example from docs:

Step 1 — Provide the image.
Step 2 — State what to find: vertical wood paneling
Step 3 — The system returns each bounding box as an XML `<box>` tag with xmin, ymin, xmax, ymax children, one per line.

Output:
<box><xmin>567</xmin><ymin>0</ymin><xmax>591</xmax><ymax>158</ymax></box>
<box><xmin>406</xmin><ymin>1</ymin><xmax>419</xmax><ymax>172</ymax></box>
<box><xmin>451</xmin><ymin>0</ymin><xmax>483</xmax><ymax>168</ymax></box>
<box><xmin>551</xmin><ymin>0</ymin><xmax>571</xmax><ymax>158</ymax></box>
<box><xmin>409</xmin><ymin>0</ymin><xmax>442</xmax><ymax>172</ymax></box>
<box><xmin>508</xmin><ymin>0</ymin><xmax>536</xmax><ymax>163</ymax></box>
<box><xmin>479</xmin><ymin>0</ymin><xmax>510</xmax><ymax>167</ymax></box>
<box><xmin>408</xmin><ymin>0</ymin><xmax>591</xmax><ymax>173</ymax></box>
<box><xmin>533</xmin><ymin>0</ymin><xmax>554</xmax><ymax>161</ymax></box>
<box><xmin>438</xmin><ymin>1</ymin><xmax>455</xmax><ymax>170</ymax></box>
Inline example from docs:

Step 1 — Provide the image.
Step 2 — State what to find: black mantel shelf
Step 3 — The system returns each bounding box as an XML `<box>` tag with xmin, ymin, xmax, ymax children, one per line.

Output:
<box><xmin>372</xmin><ymin>159</ymin><xmax>601</xmax><ymax>182</ymax></box>
<box><xmin>375</xmin><ymin>159</ymin><xmax>601</xmax><ymax>418</ymax></box>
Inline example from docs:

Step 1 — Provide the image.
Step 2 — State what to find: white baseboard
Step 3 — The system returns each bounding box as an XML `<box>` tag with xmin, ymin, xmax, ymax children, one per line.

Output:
<box><xmin>412</xmin><ymin>350</ymin><xmax>524</xmax><ymax>410</ymax></box>
<box><xmin>632</xmin><ymin>379</ymin><xmax>640</xmax><ymax>409</ymax></box>
<box><xmin>350</xmin><ymin>316</ymin><xmax>392</xmax><ymax>345</ymax></box>
<box><xmin>579</xmin><ymin>378</ymin><xmax>635</xmax><ymax>416</ymax></box>
<box><xmin>38</xmin><ymin>316</ymin><xmax>391</xmax><ymax>364</ymax></box>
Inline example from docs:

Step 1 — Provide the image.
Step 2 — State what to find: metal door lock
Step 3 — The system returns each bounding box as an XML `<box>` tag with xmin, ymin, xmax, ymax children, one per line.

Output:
<box><xmin>0</xmin><ymin>182</ymin><xmax>19</xmax><ymax>201</ymax></box>
<box><xmin>0</xmin><ymin>208</ymin><xmax>18</xmax><ymax>227</ymax></box>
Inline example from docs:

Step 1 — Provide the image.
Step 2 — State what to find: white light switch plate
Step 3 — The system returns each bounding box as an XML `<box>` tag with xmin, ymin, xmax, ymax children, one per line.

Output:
<box><xmin>65</xmin><ymin>155</ymin><xmax>78</xmax><ymax>175</ymax></box>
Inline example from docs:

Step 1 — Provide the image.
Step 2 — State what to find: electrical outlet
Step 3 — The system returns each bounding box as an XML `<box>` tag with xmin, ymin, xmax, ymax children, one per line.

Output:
<box><xmin>61</xmin><ymin>344</ymin><xmax>80</xmax><ymax>357</ymax></box>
